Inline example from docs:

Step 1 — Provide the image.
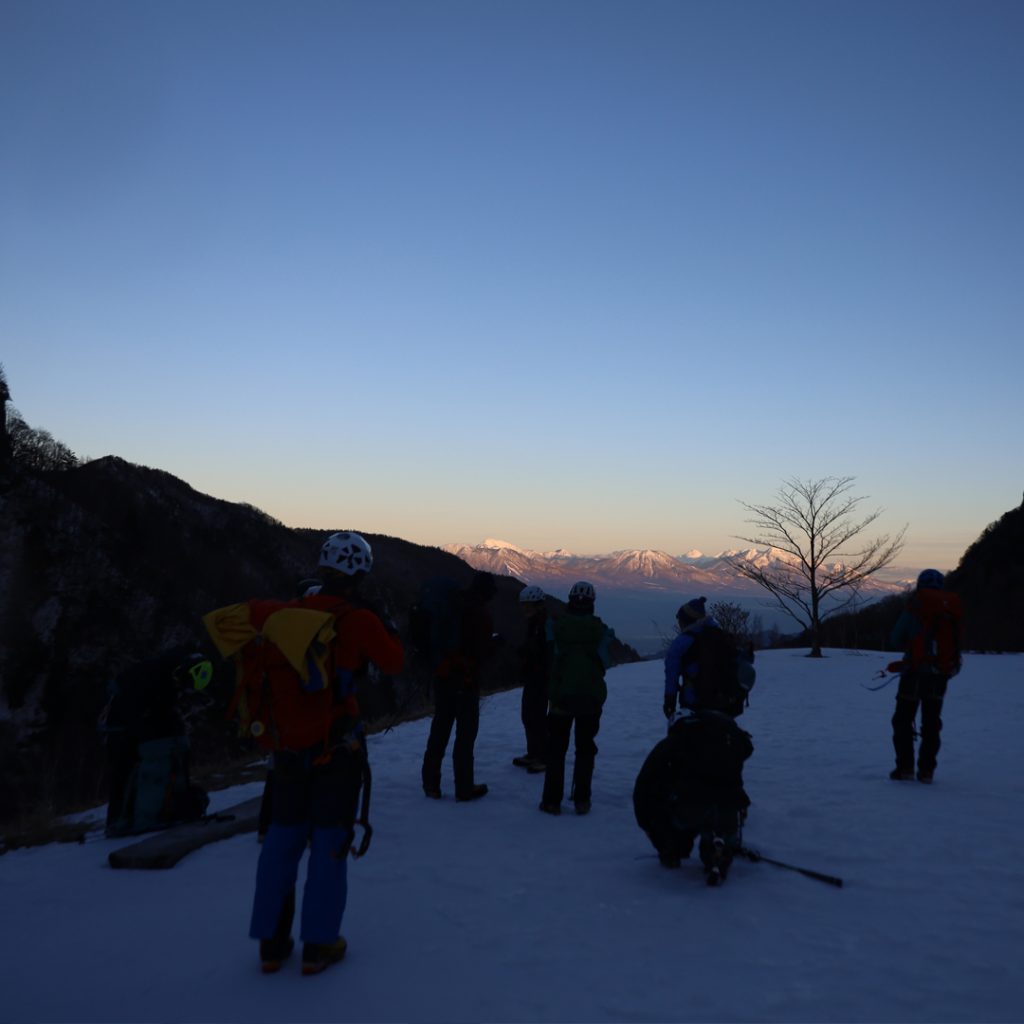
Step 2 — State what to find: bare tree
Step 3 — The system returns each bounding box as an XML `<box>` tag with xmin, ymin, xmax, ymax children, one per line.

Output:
<box><xmin>6</xmin><ymin>406</ymin><xmax>79</xmax><ymax>471</ymax></box>
<box><xmin>709</xmin><ymin>600</ymin><xmax>754</xmax><ymax>647</ymax></box>
<box><xmin>728</xmin><ymin>476</ymin><xmax>905</xmax><ymax>658</ymax></box>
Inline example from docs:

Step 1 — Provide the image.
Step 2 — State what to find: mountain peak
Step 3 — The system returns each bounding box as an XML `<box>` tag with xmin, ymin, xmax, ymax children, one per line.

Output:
<box><xmin>480</xmin><ymin>538</ymin><xmax>524</xmax><ymax>552</ymax></box>
<box><xmin>444</xmin><ymin>540</ymin><xmax>907</xmax><ymax>597</ymax></box>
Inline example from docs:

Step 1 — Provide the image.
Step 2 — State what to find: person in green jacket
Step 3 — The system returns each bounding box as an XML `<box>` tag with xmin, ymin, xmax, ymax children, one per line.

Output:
<box><xmin>539</xmin><ymin>581</ymin><xmax>614</xmax><ymax>816</ymax></box>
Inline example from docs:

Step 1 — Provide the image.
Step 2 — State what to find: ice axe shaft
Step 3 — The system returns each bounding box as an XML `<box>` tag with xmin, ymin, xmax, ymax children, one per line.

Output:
<box><xmin>738</xmin><ymin>846</ymin><xmax>844</xmax><ymax>888</ymax></box>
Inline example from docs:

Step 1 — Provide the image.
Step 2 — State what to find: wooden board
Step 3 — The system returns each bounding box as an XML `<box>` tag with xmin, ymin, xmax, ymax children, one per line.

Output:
<box><xmin>108</xmin><ymin>796</ymin><xmax>263</xmax><ymax>869</ymax></box>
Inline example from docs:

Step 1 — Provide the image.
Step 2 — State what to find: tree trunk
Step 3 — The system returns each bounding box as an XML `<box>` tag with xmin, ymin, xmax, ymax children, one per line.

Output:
<box><xmin>809</xmin><ymin>580</ymin><xmax>823</xmax><ymax>656</ymax></box>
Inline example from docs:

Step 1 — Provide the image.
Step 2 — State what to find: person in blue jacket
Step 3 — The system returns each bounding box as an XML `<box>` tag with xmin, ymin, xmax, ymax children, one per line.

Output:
<box><xmin>663</xmin><ymin>597</ymin><xmax>720</xmax><ymax>717</ymax></box>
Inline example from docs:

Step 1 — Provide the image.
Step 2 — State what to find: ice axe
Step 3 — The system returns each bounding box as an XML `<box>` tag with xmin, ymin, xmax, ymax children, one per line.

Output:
<box><xmin>737</xmin><ymin>846</ymin><xmax>844</xmax><ymax>887</ymax></box>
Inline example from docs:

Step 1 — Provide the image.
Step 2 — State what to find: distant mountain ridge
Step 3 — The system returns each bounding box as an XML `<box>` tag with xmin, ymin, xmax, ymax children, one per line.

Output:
<box><xmin>442</xmin><ymin>539</ymin><xmax>912</xmax><ymax>598</ymax></box>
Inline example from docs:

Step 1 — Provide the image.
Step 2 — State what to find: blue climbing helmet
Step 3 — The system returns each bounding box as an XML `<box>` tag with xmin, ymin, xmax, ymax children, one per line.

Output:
<box><xmin>916</xmin><ymin>569</ymin><xmax>945</xmax><ymax>590</ymax></box>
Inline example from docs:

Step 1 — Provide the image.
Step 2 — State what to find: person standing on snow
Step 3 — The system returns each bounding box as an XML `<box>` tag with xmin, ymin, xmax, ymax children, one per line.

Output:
<box><xmin>655</xmin><ymin>595</ymin><xmax>755</xmax><ymax>881</ymax></box>
<box><xmin>512</xmin><ymin>585</ymin><xmax>549</xmax><ymax>774</ymax></box>
<box><xmin>421</xmin><ymin>570</ymin><xmax>498</xmax><ymax>802</ymax></box>
<box><xmin>663</xmin><ymin>597</ymin><xmax>723</xmax><ymax>718</ymax></box>
<box><xmin>888</xmin><ymin>569</ymin><xmax>964</xmax><ymax>784</ymax></box>
<box><xmin>539</xmin><ymin>581</ymin><xmax>614</xmax><ymax>816</ymax></box>
<box><xmin>241</xmin><ymin>532</ymin><xmax>403</xmax><ymax>975</ymax></box>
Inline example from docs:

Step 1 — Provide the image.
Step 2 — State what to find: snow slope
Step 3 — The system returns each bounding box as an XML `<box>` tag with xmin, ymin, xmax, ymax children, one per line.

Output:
<box><xmin>4</xmin><ymin>651</ymin><xmax>1023</xmax><ymax>1023</ymax></box>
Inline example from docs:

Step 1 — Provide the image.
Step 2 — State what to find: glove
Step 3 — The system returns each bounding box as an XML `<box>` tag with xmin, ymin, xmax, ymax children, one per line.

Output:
<box><xmin>663</xmin><ymin>694</ymin><xmax>676</xmax><ymax>719</ymax></box>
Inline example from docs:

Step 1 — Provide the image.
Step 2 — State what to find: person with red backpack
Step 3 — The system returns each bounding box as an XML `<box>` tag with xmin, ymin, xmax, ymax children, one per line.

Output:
<box><xmin>205</xmin><ymin>532</ymin><xmax>403</xmax><ymax>975</ymax></box>
<box><xmin>888</xmin><ymin>569</ymin><xmax>964</xmax><ymax>784</ymax></box>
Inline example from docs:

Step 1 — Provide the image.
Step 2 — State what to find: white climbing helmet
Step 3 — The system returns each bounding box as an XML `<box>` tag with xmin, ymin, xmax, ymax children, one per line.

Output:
<box><xmin>569</xmin><ymin>580</ymin><xmax>596</xmax><ymax>602</ymax></box>
<box><xmin>518</xmin><ymin>585</ymin><xmax>546</xmax><ymax>604</ymax></box>
<box><xmin>318</xmin><ymin>532</ymin><xmax>373</xmax><ymax>575</ymax></box>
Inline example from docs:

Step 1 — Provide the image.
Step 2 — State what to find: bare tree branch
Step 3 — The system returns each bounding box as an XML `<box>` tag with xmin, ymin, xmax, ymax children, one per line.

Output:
<box><xmin>727</xmin><ymin>476</ymin><xmax>906</xmax><ymax>657</ymax></box>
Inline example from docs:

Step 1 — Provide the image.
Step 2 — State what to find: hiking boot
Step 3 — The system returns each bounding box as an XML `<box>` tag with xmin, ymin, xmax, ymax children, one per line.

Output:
<box><xmin>301</xmin><ymin>937</ymin><xmax>348</xmax><ymax>976</ymax></box>
<box><xmin>574</xmin><ymin>799</ymin><xmax>591</xmax><ymax>816</ymax></box>
<box><xmin>538</xmin><ymin>801</ymin><xmax>561</xmax><ymax>816</ymax></box>
<box><xmin>259</xmin><ymin>936</ymin><xmax>294</xmax><ymax>974</ymax></box>
<box><xmin>701</xmin><ymin>836</ymin><xmax>730</xmax><ymax>886</ymax></box>
<box><xmin>423</xmin><ymin>786</ymin><xmax>442</xmax><ymax>799</ymax></box>
<box><xmin>526</xmin><ymin>761</ymin><xmax>547</xmax><ymax>774</ymax></box>
<box><xmin>512</xmin><ymin>755</ymin><xmax>534</xmax><ymax>768</ymax></box>
<box><xmin>889</xmin><ymin>768</ymin><xmax>915</xmax><ymax>781</ymax></box>
<box><xmin>917</xmin><ymin>770</ymin><xmax>934</xmax><ymax>784</ymax></box>
<box><xmin>455</xmin><ymin>784</ymin><xmax>488</xmax><ymax>802</ymax></box>
<box><xmin>658</xmin><ymin>851</ymin><xmax>681</xmax><ymax>870</ymax></box>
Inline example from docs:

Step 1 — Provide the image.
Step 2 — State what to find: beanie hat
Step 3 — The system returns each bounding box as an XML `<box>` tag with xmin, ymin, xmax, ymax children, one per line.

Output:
<box><xmin>916</xmin><ymin>569</ymin><xmax>944</xmax><ymax>590</ymax></box>
<box><xmin>676</xmin><ymin>597</ymin><xmax>707</xmax><ymax>625</ymax></box>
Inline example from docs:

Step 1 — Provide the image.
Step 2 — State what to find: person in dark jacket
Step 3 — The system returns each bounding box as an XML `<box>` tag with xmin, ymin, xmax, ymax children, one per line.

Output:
<box><xmin>421</xmin><ymin>571</ymin><xmax>498</xmax><ymax>802</ymax></box>
<box><xmin>634</xmin><ymin>709</ymin><xmax>753</xmax><ymax>886</ymax></box>
<box><xmin>512</xmin><ymin>585</ymin><xmax>549</xmax><ymax>773</ymax></box>
<box><xmin>888</xmin><ymin>568</ymin><xmax>964</xmax><ymax>784</ymax></box>
<box><xmin>99</xmin><ymin>648</ymin><xmax>212</xmax><ymax>837</ymax></box>
<box><xmin>539</xmin><ymin>581</ymin><xmax>614</xmax><ymax>816</ymax></box>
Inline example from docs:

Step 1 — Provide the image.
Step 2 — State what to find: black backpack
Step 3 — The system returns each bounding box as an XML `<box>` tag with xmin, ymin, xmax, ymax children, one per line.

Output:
<box><xmin>682</xmin><ymin>625</ymin><xmax>755</xmax><ymax>717</ymax></box>
<box><xmin>409</xmin><ymin>577</ymin><xmax>462</xmax><ymax>671</ymax></box>
<box><xmin>633</xmin><ymin>712</ymin><xmax>753</xmax><ymax>848</ymax></box>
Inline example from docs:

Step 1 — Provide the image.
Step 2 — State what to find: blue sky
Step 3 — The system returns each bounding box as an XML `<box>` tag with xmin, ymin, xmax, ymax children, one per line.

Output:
<box><xmin>2</xmin><ymin>0</ymin><xmax>1021</xmax><ymax>570</ymax></box>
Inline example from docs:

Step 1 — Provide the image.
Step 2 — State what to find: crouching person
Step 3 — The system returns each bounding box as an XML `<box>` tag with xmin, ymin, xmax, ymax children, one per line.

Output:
<box><xmin>204</xmin><ymin>532</ymin><xmax>403</xmax><ymax>975</ymax></box>
<box><xmin>633</xmin><ymin>709</ymin><xmax>753</xmax><ymax>886</ymax></box>
<box><xmin>99</xmin><ymin>649</ymin><xmax>213</xmax><ymax>837</ymax></box>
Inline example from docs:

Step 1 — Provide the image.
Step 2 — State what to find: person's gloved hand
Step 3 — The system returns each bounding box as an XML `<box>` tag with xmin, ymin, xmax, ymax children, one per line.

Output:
<box><xmin>663</xmin><ymin>693</ymin><xmax>676</xmax><ymax>719</ymax></box>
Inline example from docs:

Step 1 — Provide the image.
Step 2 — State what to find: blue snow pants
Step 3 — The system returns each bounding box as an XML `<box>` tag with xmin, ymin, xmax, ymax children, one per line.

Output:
<box><xmin>249</xmin><ymin>745</ymin><xmax>363</xmax><ymax>945</ymax></box>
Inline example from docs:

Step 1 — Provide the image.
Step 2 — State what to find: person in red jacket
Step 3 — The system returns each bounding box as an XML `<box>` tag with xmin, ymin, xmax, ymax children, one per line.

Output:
<box><xmin>888</xmin><ymin>569</ymin><xmax>964</xmax><ymax>784</ymax></box>
<box><xmin>248</xmin><ymin>532</ymin><xmax>403</xmax><ymax>976</ymax></box>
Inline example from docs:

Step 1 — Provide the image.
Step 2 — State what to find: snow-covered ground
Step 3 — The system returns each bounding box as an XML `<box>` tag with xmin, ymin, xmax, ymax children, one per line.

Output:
<box><xmin>4</xmin><ymin>650</ymin><xmax>1023</xmax><ymax>1023</ymax></box>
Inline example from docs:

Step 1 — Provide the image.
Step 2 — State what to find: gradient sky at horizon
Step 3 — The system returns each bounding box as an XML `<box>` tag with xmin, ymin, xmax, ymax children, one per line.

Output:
<box><xmin>2</xmin><ymin>0</ymin><xmax>1021</xmax><ymax>571</ymax></box>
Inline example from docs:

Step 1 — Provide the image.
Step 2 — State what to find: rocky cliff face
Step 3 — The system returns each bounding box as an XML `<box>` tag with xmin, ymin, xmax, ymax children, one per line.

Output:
<box><xmin>0</xmin><ymin>458</ymin><xmax>637</xmax><ymax>824</ymax></box>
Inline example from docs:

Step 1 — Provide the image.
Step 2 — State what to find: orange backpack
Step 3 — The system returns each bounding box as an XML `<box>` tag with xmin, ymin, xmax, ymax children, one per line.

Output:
<box><xmin>907</xmin><ymin>589</ymin><xmax>964</xmax><ymax>677</ymax></box>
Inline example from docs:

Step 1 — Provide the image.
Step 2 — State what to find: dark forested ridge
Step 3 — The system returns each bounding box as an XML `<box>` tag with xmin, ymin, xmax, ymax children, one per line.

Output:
<box><xmin>945</xmin><ymin>499</ymin><xmax>1024</xmax><ymax>652</ymax></box>
<box><xmin>806</xmin><ymin>496</ymin><xmax>1024</xmax><ymax>654</ymax></box>
<box><xmin>0</xmin><ymin>456</ymin><xmax>635</xmax><ymax>825</ymax></box>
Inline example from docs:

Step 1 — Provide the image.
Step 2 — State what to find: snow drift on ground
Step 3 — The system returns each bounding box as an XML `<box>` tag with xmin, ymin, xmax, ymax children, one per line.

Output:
<box><xmin>4</xmin><ymin>650</ymin><xmax>1023</xmax><ymax>1023</ymax></box>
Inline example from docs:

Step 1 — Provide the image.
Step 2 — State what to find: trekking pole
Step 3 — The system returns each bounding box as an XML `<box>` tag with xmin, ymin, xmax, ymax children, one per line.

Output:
<box><xmin>738</xmin><ymin>846</ymin><xmax>843</xmax><ymax>888</ymax></box>
<box><xmin>860</xmin><ymin>661</ymin><xmax>905</xmax><ymax>692</ymax></box>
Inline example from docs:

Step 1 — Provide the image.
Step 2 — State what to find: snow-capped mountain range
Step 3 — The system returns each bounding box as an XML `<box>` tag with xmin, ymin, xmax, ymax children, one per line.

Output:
<box><xmin>442</xmin><ymin>538</ymin><xmax>912</xmax><ymax>597</ymax></box>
